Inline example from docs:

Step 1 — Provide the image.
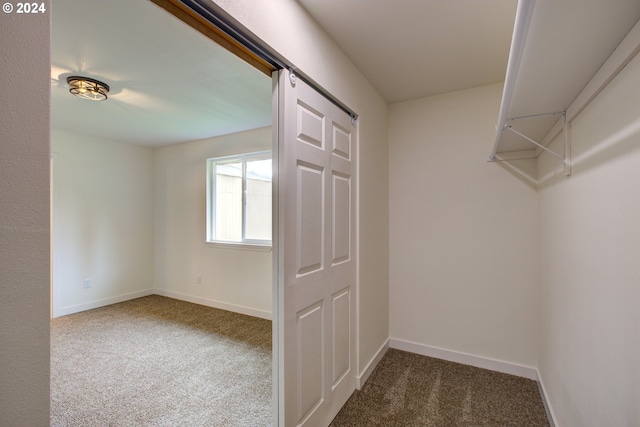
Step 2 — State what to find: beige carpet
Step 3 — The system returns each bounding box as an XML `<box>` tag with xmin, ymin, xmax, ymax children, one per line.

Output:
<box><xmin>52</xmin><ymin>296</ymin><xmax>549</xmax><ymax>426</ymax></box>
<box><xmin>50</xmin><ymin>295</ymin><xmax>272</xmax><ymax>426</ymax></box>
<box><xmin>330</xmin><ymin>348</ymin><xmax>550</xmax><ymax>426</ymax></box>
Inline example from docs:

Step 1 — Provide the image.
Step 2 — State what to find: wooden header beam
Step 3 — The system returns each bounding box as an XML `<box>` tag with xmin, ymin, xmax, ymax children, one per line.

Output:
<box><xmin>149</xmin><ymin>0</ymin><xmax>275</xmax><ymax>76</ymax></box>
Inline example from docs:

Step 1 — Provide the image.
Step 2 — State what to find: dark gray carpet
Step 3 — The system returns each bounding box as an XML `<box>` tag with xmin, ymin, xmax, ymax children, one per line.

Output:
<box><xmin>50</xmin><ymin>295</ymin><xmax>272</xmax><ymax>426</ymax></box>
<box><xmin>331</xmin><ymin>349</ymin><xmax>550</xmax><ymax>426</ymax></box>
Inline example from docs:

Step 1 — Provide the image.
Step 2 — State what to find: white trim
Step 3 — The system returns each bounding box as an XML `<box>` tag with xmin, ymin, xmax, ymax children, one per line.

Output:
<box><xmin>53</xmin><ymin>289</ymin><xmax>272</xmax><ymax>320</ymax></box>
<box><xmin>389</xmin><ymin>338</ymin><xmax>537</xmax><ymax>380</ymax></box>
<box><xmin>53</xmin><ymin>289</ymin><xmax>154</xmax><ymax>317</ymax></box>
<box><xmin>356</xmin><ymin>339</ymin><xmax>389</xmax><ymax>389</ymax></box>
<box><xmin>536</xmin><ymin>370</ymin><xmax>559</xmax><ymax>427</ymax></box>
<box><xmin>354</xmin><ymin>117</ymin><xmax>361</xmax><ymax>395</ymax></box>
<box><xmin>206</xmin><ymin>150</ymin><xmax>273</xmax><ymax>246</ymax></box>
<box><xmin>154</xmin><ymin>289</ymin><xmax>272</xmax><ymax>320</ymax></box>
<box><xmin>206</xmin><ymin>241</ymin><xmax>272</xmax><ymax>252</ymax></box>
<box><xmin>271</xmin><ymin>71</ymin><xmax>281</xmax><ymax>427</ymax></box>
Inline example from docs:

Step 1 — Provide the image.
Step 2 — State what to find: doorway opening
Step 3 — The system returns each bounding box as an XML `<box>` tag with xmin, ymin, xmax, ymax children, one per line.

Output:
<box><xmin>50</xmin><ymin>0</ymin><xmax>275</xmax><ymax>424</ymax></box>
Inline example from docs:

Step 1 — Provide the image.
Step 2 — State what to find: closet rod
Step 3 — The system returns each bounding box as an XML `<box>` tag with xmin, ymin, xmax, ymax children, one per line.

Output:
<box><xmin>507</xmin><ymin>111</ymin><xmax>564</xmax><ymax>121</ymax></box>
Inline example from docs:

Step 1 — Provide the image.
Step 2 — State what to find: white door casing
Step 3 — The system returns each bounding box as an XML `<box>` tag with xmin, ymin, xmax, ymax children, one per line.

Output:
<box><xmin>276</xmin><ymin>69</ymin><xmax>357</xmax><ymax>426</ymax></box>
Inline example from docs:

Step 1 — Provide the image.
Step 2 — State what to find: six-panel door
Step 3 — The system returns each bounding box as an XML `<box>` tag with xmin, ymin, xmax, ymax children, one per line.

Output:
<box><xmin>279</xmin><ymin>69</ymin><xmax>356</xmax><ymax>427</ymax></box>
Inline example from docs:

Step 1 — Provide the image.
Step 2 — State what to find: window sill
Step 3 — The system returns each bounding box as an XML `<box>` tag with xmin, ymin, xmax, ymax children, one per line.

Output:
<box><xmin>206</xmin><ymin>241</ymin><xmax>273</xmax><ymax>252</ymax></box>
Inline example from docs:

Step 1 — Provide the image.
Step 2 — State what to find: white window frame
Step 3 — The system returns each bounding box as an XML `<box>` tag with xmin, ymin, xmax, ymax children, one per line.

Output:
<box><xmin>206</xmin><ymin>151</ymin><xmax>272</xmax><ymax>250</ymax></box>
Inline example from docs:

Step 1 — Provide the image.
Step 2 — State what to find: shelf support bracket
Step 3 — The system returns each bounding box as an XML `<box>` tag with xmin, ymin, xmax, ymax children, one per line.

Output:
<box><xmin>500</xmin><ymin>110</ymin><xmax>571</xmax><ymax>177</ymax></box>
<box><xmin>504</xmin><ymin>126</ymin><xmax>564</xmax><ymax>160</ymax></box>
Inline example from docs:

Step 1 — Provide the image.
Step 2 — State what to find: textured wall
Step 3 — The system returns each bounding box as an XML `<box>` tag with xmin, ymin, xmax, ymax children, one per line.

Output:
<box><xmin>0</xmin><ymin>3</ymin><xmax>52</xmax><ymax>424</ymax></box>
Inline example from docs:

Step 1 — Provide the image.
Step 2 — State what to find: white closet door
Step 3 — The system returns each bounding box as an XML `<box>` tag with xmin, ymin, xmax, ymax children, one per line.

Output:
<box><xmin>276</xmin><ymin>69</ymin><xmax>356</xmax><ymax>426</ymax></box>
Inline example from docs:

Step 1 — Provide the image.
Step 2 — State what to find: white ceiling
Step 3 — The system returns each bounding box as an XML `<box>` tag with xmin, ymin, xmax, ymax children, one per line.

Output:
<box><xmin>51</xmin><ymin>0</ymin><xmax>272</xmax><ymax>147</ymax></box>
<box><xmin>52</xmin><ymin>0</ymin><xmax>640</xmax><ymax>152</ymax></box>
<box><xmin>295</xmin><ymin>0</ymin><xmax>640</xmax><ymax>157</ymax></box>
<box><xmin>52</xmin><ymin>1</ymin><xmax>519</xmax><ymax>146</ymax></box>
<box><xmin>298</xmin><ymin>0</ymin><xmax>518</xmax><ymax>103</ymax></box>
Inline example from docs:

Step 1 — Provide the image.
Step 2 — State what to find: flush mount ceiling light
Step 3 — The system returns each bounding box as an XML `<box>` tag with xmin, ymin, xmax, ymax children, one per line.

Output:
<box><xmin>66</xmin><ymin>76</ymin><xmax>110</xmax><ymax>101</ymax></box>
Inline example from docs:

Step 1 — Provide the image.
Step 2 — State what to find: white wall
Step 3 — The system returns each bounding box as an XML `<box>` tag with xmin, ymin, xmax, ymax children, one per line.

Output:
<box><xmin>51</xmin><ymin>127</ymin><xmax>272</xmax><ymax>319</ymax></box>
<box><xmin>0</xmin><ymin>3</ymin><xmax>51</xmax><ymax>423</ymax></box>
<box><xmin>537</xmin><ymin>52</ymin><xmax>640</xmax><ymax>427</ymax></box>
<box><xmin>210</xmin><ymin>0</ymin><xmax>390</xmax><ymax>375</ymax></box>
<box><xmin>52</xmin><ymin>130</ymin><xmax>155</xmax><ymax>316</ymax></box>
<box><xmin>154</xmin><ymin>127</ymin><xmax>273</xmax><ymax>318</ymax></box>
<box><xmin>389</xmin><ymin>84</ymin><xmax>539</xmax><ymax>372</ymax></box>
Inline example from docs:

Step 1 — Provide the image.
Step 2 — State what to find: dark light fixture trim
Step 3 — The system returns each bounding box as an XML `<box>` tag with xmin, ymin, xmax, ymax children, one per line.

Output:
<box><xmin>66</xmin><ymin>76</ymin><xmax>110</xmax><ymax>101</ymax></box>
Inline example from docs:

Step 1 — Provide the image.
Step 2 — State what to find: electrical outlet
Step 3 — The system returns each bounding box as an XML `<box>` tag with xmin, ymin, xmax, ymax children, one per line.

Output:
<box><xmin>83</xmin><ymin>279</ymin><xmax>91</xmax><ymax>289</ymax></box>
<box><xmin>197</xmin><ymin>275</ymin><xmax>202</xmax><ymax>285</ymax></box>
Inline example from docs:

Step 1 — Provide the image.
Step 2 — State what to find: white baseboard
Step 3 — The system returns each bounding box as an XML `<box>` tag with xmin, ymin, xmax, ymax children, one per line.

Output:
<box><xmin>389</xmin><ymin>338</ymin><xmax>537</xmax><ymax>380</ymax></box>
<box><xmin>536</xmin><ymin>370</ymin><xmax>558</xmax><ymax>427</ymax></box>
<box><xmin>154</xmin><ymin>289</ymin><xmax>272</xmax><ymax>320</ymax></box>
<box><xmin>356</xmin><ymin>339</ymin><xmax>389</xmax><ymax>389</ymax></box>
<box><xmin>54</xmin><ymin>289</ymin><xmax>155</xmax><ymax>317</ymax></box>
<box><xmin>53</xmin><ymin>288</ymin><xmax>272</xmax><ymax>320</ymax></box>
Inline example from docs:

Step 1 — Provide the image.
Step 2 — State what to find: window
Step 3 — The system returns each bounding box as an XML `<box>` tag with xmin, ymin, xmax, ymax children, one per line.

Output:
<box><xmin>206</xmin><ymin>151</ymin><xmax>272</xmax><ymax>247</ymax></box>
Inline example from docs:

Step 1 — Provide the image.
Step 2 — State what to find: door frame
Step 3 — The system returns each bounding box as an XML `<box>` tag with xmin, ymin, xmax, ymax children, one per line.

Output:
<box><xmin>272</xmin><ymin>70</ymin><xmax>284</xmax><ymax>425</ymax></box>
